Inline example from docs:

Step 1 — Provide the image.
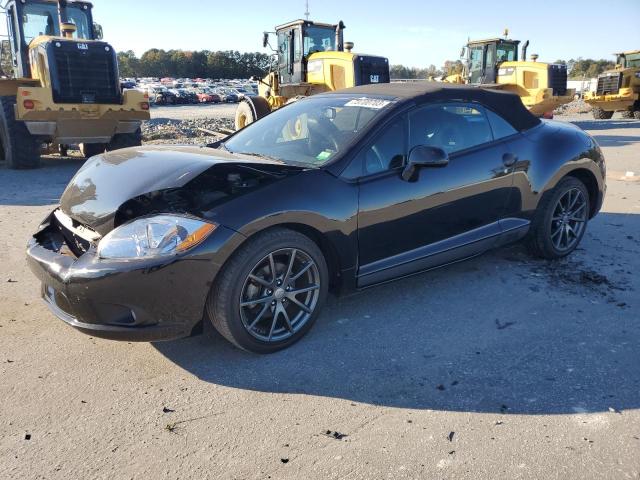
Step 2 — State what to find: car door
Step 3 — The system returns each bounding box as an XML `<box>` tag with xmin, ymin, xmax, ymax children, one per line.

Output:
<box><xmin>354</xmin><ymin>102</ymin><xmax>515</xmax><ymax>287</ymax></box>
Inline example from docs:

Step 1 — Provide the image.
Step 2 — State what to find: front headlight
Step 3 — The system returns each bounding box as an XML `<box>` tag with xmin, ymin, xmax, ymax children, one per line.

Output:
<box><xmin>97</xmin><ymin>214</ymin><xmax>217</xmax><ymax>260</ymax></box>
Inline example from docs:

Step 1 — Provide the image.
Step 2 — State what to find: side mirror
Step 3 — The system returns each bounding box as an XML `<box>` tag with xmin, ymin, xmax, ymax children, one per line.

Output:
<box><xmin>402</xmin><ymin>145</ymin><xmax>449</xmax><ymax>181</ymax></box>
<box><xmin>262</xmin><ymin>32</ymin><xmax>269</xmax><ymax>48</ymax></box>
<box><xmin>93</xmin><ymin>23</ymin><xmax>103</xmax><ymax>40</ymax></box>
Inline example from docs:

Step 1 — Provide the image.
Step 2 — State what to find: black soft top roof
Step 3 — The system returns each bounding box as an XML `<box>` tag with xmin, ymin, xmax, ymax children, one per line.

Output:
<box><xmin>331</xmin><ymin>82</ymin><xmax>540</xmax><ymax>131</ymax></box>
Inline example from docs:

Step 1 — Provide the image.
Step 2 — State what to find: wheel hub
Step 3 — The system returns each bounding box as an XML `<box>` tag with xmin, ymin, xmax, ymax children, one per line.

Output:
<box><xmin>274</xmin><ymin>288</ymin><xmax>286</xmax><ymax>301</ymax></box>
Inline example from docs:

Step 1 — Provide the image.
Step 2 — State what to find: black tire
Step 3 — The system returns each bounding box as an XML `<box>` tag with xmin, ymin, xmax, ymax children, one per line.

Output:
<box><xmin>80</xmin><ymin>142</ymin><xmax>106</xmax><ymax>158</ymax></box>
<box><xmin>0</xmin><ymin>96</ymin><xmax>42</xmax><ymax>169</ymax></box>
<box><xmin>591</xmin><ymin>107</ymin><xmax>614</xmax><ymax>120</ymax></box>
<box><xmin>206</xmin><ymin>228</ymin><xmax>329</xmax><ymax>353</ymax></box>
<box><xmin>527</xmin><ymin>177</ymin><xmax>590</xmax><ymax>259</ymax></box>
<box><xmin>106</xmin><ymin>128</ymin><xmax>142</xmax><ymax>152</ymax></box>
<box><xmin>234</xmin><ymin>97</ymin><xmax>271</xmax><ymax>130</ymax></box>
<box><xmin>634</xmin><ymin>110</ymin><xmax>640</xmax><ymax>120</ymax></box>
<box><xmin>58</xmin><ymin>144</ymin><xmax>68</xmax><ymax>157</ymax></box>
<box><xmin>620</xmin><ymin>110</ymin><xmax>634</xmax><ymax>119</ymax></box>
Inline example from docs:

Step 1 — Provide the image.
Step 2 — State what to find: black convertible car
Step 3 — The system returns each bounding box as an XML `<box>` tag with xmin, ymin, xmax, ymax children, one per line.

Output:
<box><xmin>27</xmin><ymin>83</ymin><xmax>606</xmax><ymax>353</ymax></box>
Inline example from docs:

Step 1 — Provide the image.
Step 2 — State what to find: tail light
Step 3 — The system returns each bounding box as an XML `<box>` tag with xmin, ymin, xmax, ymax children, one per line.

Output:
<box><xmin>140</xmin><ymin>102</ymin><xmax>150</xmax><ymax>111</ymax></box>
<box><xmin>23</xmin><ymin>100</ymin><xmax>35</xmax><ymax>110</ymax></box>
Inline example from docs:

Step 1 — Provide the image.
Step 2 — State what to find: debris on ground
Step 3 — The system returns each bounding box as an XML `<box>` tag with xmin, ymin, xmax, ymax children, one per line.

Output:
<box><xmin>324</xmin><ymin>430</ymin><xmax>348</xmax><ymax>440</ymax></box>
<box><xmin>495</xmin><ymin>319</ymin><xmax>516</xmax><ymax>330</ymax></box>
<box><xmin>280</xmin><ymin>458</ymin><xmax>289</xmax><ymax>464</ymax></box>
<box><xmin>555</xmin><ymin>99</ymin><xmax>592</xmax><ymax>115</ymax></box>
<box><xmin>162</xmin><ymin>407</ymin><xmax>175</xmax><ymax>413</ymax></box>
<box><xmin>142</xmin><ymin>118</ymin><xmax>234</xmax><ymax>145</ymax></box>
<box><xmin>448</xmin><ymin>431</ymin><xmax>455</xmax><ymax>442</ymax></box>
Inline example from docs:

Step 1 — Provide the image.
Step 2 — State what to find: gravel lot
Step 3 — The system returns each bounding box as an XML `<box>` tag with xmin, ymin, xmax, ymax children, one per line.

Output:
<box><xmin>1</xmin><ymin>106</ymin><xmax>639</xmax><ymax>479</ymax></box>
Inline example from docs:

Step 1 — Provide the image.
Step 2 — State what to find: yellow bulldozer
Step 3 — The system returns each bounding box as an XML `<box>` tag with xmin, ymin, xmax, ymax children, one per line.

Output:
<box><xmin>234</xmin><ymin>19</ymin><xmax>390</xmax><ymax>130</ymax></box>
<box><xmin>0</xmin><ymin>0</ymin><xmax>149</xmax><ymax>169</ymax></box>
<box><xmin>446</xmin><ymin>32</ymin><xmax>574</xmax><ymax>117</ymax></box>
<box><xmin>583</xmin><ymin>50</ymin><xmax>640</xmax><ymax>119</ymax></box>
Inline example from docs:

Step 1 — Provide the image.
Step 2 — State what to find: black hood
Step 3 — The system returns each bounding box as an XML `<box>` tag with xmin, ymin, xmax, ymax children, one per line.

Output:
<box><xmin>59</xmin><ymin>145</ymin><xmax>301</xmax><ymax>235</ymax></box>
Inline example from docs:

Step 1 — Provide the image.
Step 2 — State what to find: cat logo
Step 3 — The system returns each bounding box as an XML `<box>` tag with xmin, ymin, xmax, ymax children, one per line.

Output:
<box><xmin>77</xmin><ymin>43</ymin><xmax>89</xmax><ymax>50</ymax></box>
<box><xmin>369</xmin><ymin>75</ymin><xmax>380</xmax><ymax>83</ymax></box>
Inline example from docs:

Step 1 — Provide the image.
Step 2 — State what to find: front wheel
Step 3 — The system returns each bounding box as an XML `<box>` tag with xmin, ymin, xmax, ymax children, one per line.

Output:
<box><xmin>234</xmin><ymin>97</ymin><xmax>271</xmax><ymax>130</ymax></box>
<box><xmin>106</xmin><ymin>128</ymin><xmax>142</xmax><ymax>151</ymax></box>
<box><xmin>527</xmin><ymin>177</ymin><xmax>590</xmax><ymax>259</ymax></box>
<box><xmin>206</xmin><ymin>228</ymin><xmax>328</xmax><ymax>353</ymax></box>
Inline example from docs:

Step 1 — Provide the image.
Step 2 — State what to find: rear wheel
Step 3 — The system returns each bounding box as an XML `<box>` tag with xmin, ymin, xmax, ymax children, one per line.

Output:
<box><xmin>591</xmin><ymin>107</ymin><xmax>614</xmax><ymax>119</ymax></box>
<box><xmin>206</xmin><ymin>228</ymin><xmax>328</xmax><ymax>353</ymax></box>
<box><xmin>0</xmin><ymin>96</ymin><xmax>42</xmax><ymax>169</ymax></box>
<box><xmin>620</xmin><ymin>110</ymin><xmax>634</xmax><ymax>119</ymax></box>
<box><xmin>80</xmin><ymin>142</ymin><xmax>106</xmax><ymax>159</ymax></box>
<box><xmin>634</xmin><ymin>110</ymin><xmax>640</xmax><ymax>120</ymax></box>
<box><xmin>106</xmin><ymin>128</ymin><xmax>142</xmax><ymax>151</ymax></box>
<box><xmin>527</xmin><ymin>177</ymin><xmax>590</xmax><ymax>259</ymax></box>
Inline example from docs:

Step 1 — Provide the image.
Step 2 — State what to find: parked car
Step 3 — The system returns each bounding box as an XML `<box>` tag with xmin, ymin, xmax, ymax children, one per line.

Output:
<box><xmin>168</xmin><ymin>88</ymin><xmax>191</xmax><ymax>104</ymax></box>
<box><xmin>234</xmin><ymin>87</ymin><xmax>256</xmax><ymax>99</ymax></box>
<box><xmin>215</xmin><ymin>88</ymin><xmax>239</xmax><ymax>103</ymax></box>
<box><xmin>26</xmin><ymin>83</ymin><xmax>605</xmax><ymax>353</ymax></box>
<box><xmin>195</xmin><ymin>88</ymin><xmax>221</xmax><ymax>103</ymax></box>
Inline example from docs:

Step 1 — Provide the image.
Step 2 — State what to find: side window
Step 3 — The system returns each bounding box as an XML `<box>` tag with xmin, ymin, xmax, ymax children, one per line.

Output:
<box><xmin>343</xmin><ymin>118</ymin><xmax>406</xmax><ymax>178</ymax></box>
<box><xmin>485</xmin><ymin>108</ymin><xmax>518</xmax><ymax>139</ymax></box>
<box><xmin>470</xmin><ymin>46</ymin><xmax>484</xmax><ymax>72</ymax></box>
<box><xmin>408</xmin><ymin>103</ymin><xmax>493</xmax><ymax>155</ymax></box>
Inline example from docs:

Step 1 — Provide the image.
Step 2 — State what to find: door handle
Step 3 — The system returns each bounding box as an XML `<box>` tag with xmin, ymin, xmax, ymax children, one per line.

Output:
<box><xmin>502</xmin><ymin>153</ymin><xmax>518</xmax><ymax>167</ymax></box>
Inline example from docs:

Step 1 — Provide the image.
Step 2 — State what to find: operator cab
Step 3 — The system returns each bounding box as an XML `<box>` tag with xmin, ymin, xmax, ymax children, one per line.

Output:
<box><xmin>463</xmin><ymin>38</ymin><xmax>520</xmax><ymax>84</ymax></box>
<box><xmin>5</xmin><ymin>0</ymin><xmax>96</xmax><ymax>77</ymax></box>
<box><xmin>616</xmin><ymin>51</ymin><xmax>640</xmax><ymax>69</ymax></box>
<box><xmin>271</xmin><ymin>19</ymin><xmax>345</xmax><ymax>85</ymax></box>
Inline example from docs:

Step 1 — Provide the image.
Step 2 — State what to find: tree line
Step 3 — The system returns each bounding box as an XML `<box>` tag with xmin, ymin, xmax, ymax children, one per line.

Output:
<box><xmin>117</xmin><ymin>49</ymin><xmax>271</xmax><ymax>79</ymax></box>
<box><xmin>115</xmin><ymin>49</ymin><xmax>617</xmax><ymax>81</ymax></box>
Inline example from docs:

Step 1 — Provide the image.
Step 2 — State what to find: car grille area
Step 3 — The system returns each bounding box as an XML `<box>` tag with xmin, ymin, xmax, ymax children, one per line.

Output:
<box><xmin>47</xmin><ymin>40</ymin><xmax>122</xmax><ymax>104</ymax></box>
<box><xmin>596</xmin><ymin>72</ymin><xmax>622</xmax><ymax>95</ymax></box>
<box><xmin>548</xmin><ymin>64</ymin><xmax>568</xmax><ymax>96</ymax></box>
<box><xmin>52</xmin><ymin>209</ymin><xmax>101</xmax><ymax>258</ymax></box>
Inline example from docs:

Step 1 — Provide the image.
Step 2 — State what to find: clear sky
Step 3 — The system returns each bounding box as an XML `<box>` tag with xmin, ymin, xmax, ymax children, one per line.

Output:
<box><xmin>5</xmin><ymin>0</ymin><xmax>640</xmax><ymax>67</ymax></box>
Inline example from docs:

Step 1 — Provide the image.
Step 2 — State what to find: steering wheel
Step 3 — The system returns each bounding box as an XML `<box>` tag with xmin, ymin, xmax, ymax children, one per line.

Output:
<box><xmin>307</xmin><ymin>117</ymin><xmax>340</xmax><ymax>154</ymax></box>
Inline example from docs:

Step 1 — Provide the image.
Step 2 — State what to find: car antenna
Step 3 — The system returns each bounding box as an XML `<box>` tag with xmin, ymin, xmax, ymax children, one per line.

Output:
<box><xmin>304</xmin><ymin>0</ymin><xmax>310</xmax><ymax>20</ymax></box>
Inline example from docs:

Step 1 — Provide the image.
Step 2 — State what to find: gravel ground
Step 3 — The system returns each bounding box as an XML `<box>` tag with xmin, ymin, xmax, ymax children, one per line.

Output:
<box><xmin>0</xmin><ymin>111</ymin><xmax>639</xmax><ymax>479</ymax></box>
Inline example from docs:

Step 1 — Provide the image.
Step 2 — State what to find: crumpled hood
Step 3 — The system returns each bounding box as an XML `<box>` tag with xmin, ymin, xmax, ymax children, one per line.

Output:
<box><xmin>59</xmin><ymin>145</ymin><xmax>296</xmax><ymax>235</ymax></box>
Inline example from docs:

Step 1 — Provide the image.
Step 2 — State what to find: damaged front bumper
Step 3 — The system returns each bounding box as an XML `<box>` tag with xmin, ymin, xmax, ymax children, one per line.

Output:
<box><xmin>26</xmin><ymin>212</ymin><xmax>239</xmax><ymax>342</ymax></box>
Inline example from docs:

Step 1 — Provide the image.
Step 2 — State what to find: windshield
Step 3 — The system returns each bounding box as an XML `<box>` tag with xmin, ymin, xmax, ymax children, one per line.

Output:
<box><xmin>496</xmin><ymin>42</ymin><xmax>517</xmax><ymax>63</ymax></box>
<box><xmin>623</xmin><ymin>53</ymin><xmax>640</xmax><ymax>68</ymax></box>
<box><xmin>304</xmin><ymin>26</ymin><xmax>336</xmax><ymax>56</ymax></box>
<box><xmin>224</xmin><ymin>95</ymin><xmax>396</xmax><ymax>167</ymax></box>
<box><xmin>22</xmin><ymin>3</ymin><xmax>92</xmax><ymax>44</ymax></box>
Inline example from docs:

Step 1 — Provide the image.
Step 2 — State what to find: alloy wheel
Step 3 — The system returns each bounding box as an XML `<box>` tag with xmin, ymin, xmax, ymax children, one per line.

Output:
<box><xmin>239</xmin><ymin>248</ymin><xmax>320</xmax><ymax>342</ymax></box>
<box><xmin>550</xmin><ymin>188</ymin><xmax>588</xmax><ymax>252</ymax></box>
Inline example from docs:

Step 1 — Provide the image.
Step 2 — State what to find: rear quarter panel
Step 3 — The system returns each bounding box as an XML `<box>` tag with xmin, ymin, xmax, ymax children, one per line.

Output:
<box><xmin>504</xmin><ymin>120</ymin><xmax>605</xmax><ymax>220</ymax></box>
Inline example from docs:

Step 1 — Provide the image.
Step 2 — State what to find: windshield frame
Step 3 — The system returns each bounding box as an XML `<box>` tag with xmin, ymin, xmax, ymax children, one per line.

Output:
<box><xmin>221</xmin><ymin>94</ymin><xmax>400</xmax><ymax>170</ymax></box>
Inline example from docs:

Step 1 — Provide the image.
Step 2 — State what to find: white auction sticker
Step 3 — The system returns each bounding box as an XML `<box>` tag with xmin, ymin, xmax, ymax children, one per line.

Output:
<box><xmin>344</xmin><ymin>97</ymin><xmax>394</xmax><ymax>109</ymax></box>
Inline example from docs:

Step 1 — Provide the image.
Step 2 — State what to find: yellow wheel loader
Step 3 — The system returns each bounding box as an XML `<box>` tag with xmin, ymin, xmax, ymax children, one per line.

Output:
<box><xmin>583</xmin><ymin>50</ymin><xmax>640</xmax><ymax>120</ymax></box>
<box><xmin>0</xmin><ymin>0</ymin><xmax>149</xmax><ymax>169</ymax></box>
<box><xmin>235</xmin><ymin>19</ymin><xmax>390</xmax><ymax>130</ymax></box>
<box><xmin>448</xmin><ymin>33</ymin><xmax>575</xmax><ymax>117</ymax></box>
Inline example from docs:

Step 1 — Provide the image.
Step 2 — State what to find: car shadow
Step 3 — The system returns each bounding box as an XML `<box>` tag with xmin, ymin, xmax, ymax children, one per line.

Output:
<box><xmin>153</xmin><ymin>212</ymin><xmax>640</xmax><ymax>415</ymax></box>
<box><xmin>591</xmin><ymin>134</ymin><xmax>640</xmax><ymax>148</ymax></box>
<box><xmin>571</xmin><ymin>119</ymin><xmax>640</xmax><ymax>131</ymax></box>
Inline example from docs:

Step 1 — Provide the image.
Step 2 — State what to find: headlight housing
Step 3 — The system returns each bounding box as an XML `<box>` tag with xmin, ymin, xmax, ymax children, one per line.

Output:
<box><xmin>97</xmin><ymin>214</ymin><xmax>217</xmax><ymax>260</ymax></box>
